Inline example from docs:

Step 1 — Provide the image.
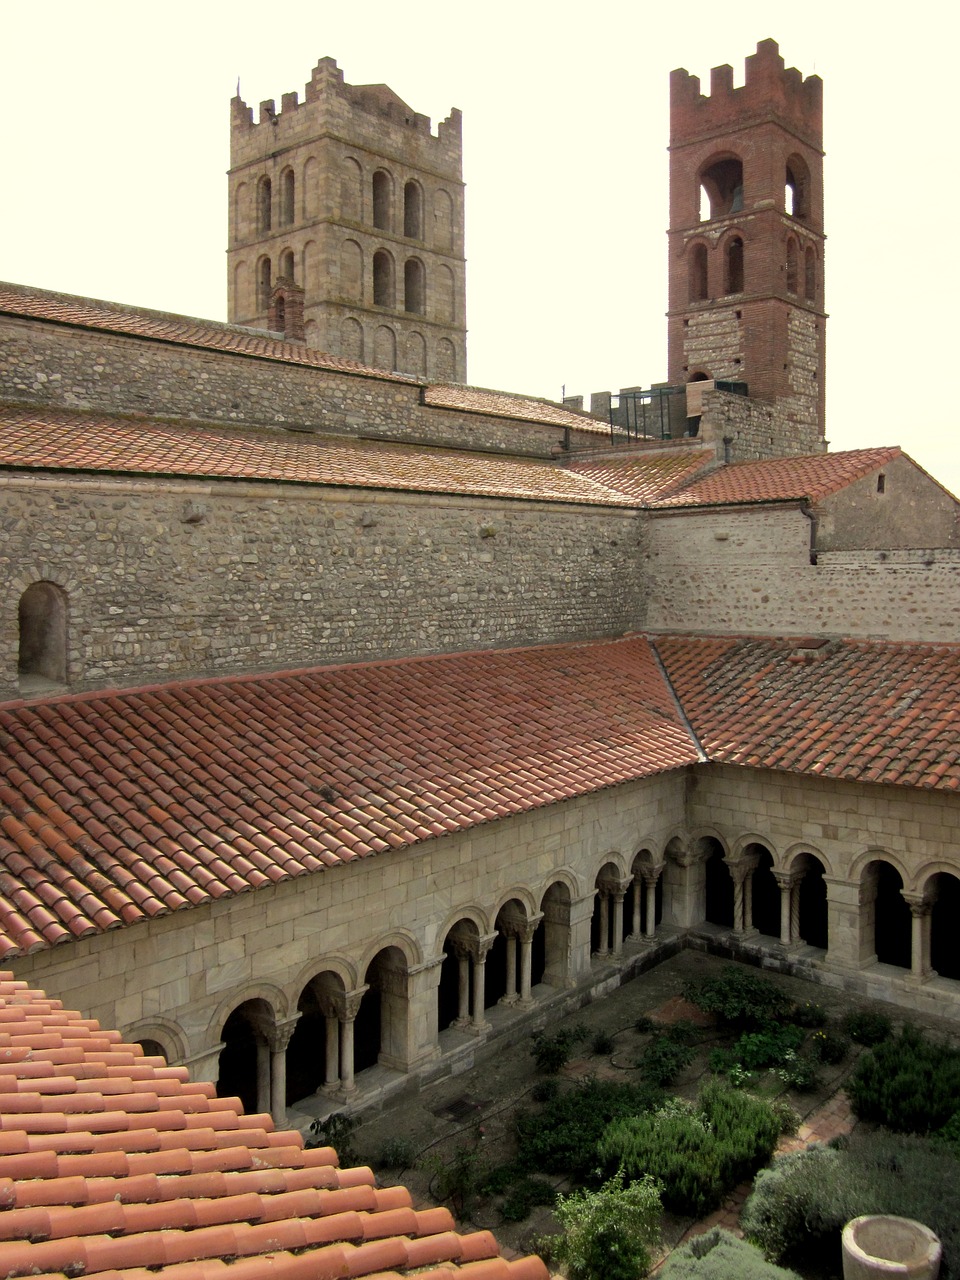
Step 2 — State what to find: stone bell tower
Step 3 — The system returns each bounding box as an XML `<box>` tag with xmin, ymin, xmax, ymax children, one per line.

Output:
<box><xmin>228</xmin><ymin>57</ymin><xmax>467</xmax><ymax>382</ymax></box>
<box><xmin>667</xmin><ymin>39</ymin><xmax>826</xmax><ymax>451</ymax></box>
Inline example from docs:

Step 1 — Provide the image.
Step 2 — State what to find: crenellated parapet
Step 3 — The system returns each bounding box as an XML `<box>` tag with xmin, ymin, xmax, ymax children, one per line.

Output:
<box><xmin>670</xmin><ymin>39</ymin><xmax>822</xmax><ymax>152</ymax></box>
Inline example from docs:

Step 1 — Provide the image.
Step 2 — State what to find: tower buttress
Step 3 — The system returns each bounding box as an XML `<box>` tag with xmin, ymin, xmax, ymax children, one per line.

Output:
<box><xmin>667</xmin><ymin>39</ymin><xmax>825</xmax><ymax>453</ymax></box>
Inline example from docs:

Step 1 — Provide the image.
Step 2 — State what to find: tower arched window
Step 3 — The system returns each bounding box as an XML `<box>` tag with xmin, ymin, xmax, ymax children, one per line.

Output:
<box><xmin>689</xmin><ymin>243</ymin><xmax>708</xmax><ymax>302</ymax></box>
<box><xmin>404</xmin><ymin>258</ymin><xmax>425</xmax><ymax>314</ymax></box>
<box><xmin>403</xmin><ymin>181</ymin><xmax>423</xmax><ymax>239</ymax></box>
<box><xmin>785</xmin><ymin>156</ymin><xmax>810</xmax><ymax>219</ymax></box>
<box><xmin>280</xmin><ymin>168</ymin><xmax>295</xmax><ymax>226</ymax></box>
<box><xmin>257</xmin><ymin>256</ymin><xmax>271</xmax><ymax>311</ymax></box>
<box><xmin>18</xmin><ymin>581</ymin><xmax>67</xmax><ymax>686</ymax></box>
<box><xmin>786</xmin><ymin>238</ymin><xmax>799</xmax><ymax>294</ymax></box>
<box><xmin>257</xmin><ymin>176</ymin><xmax>272</xmax><ymax>233</ymax></box>
<box><xmin>725</xmin><ymin>236</ymin><xmax>744</xmax><ymax>294</ymax></box>
<box><xmin>372</xmin><ymin>170</ymin><xmax>393</xmax><ymax>232</ymax></box>
<box><xmin>373</xmin><ymin>250</ymin><xmax>395</xmax><ymax>308</ymax></box>
<box><xmin>279</xmin><ymin>249</ymin><xmax>295</xmax><ymax>282</ymax></box>
<box><xmin>699</xmin><ymin>156</ymin><xmax>743</xmax><ymax>221</ymax></box>
<box><xmin>804</xmin><ymin>246</ymin><xmax>816</xmax><ymax>301</ymax></box>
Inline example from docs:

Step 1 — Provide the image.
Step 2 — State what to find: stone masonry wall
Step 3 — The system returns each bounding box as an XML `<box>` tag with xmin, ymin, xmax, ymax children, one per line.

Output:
<box><xmin>0</xmin><ymin>475</ymin><xmax>643</xmax><ymax>698</ymax></box>
<box><xmin>8</xmin><ymin>772</ymin><xmax>687</xmax><ymax>1076</ymax></box>
<box><xmin>0</xmin><ymin>316</ymin><xmax>574</xmax><ymax>457</ymax></box>
<box><xmin>698</xmin><ymin>388</ymin><xmax>825</xmax><ymax>460</ymax></box>
<box><xmin>644</xmin><ymin>506</ymin><xmax>960</xmax><ymax>641</ymax></box>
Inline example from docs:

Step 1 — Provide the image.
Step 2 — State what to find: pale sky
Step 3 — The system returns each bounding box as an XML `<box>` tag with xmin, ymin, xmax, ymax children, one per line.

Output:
<box><xmin>2</xmin><ymin>2</ymin><xmax>958</xmax><ymax>493</ymax></box>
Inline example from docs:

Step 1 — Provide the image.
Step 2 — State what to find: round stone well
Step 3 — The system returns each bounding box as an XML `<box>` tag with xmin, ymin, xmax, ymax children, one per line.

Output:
<box><xmin>842</xmin><ymin>1216</ymin><xmax>941</xmax><ymax>1280</ymax></box>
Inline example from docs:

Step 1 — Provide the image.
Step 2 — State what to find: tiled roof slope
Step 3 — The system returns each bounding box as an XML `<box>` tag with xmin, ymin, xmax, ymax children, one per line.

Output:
<box><xmin>654</xmin><ymin>635</ymin><xmax>960</xmax><ymax>790</ymax></box>
<box><xmin>423</xmin><ymin>384</ymin><xmax>608</xmax><ymax>435</ymax></box>
<box><xmin>652</xmin><ymin>448</ymin><xmax>902</xmax><ymax>508</ymax></box>
<box><xmin>0</xmin><ymin>281</ymin><xmax>415</xmax><ymax>383</ymax></box>
<box><xmin>0</xmin><ymin>407</ymin><xmax>631</xmax><ymax>507</ymax></box>
<box><xmin>0</xmin><ymin>638</ymin><xmax>698</xmax><ymax>959</ymax></box>
<box><xmin>0</xmin><ymin>972</ymin><xmax>547</xmax><ymax>1280</ymax></box>
<box><xmin>566</xmin><ymin>449</ymin><xmax>715</xmax><ymax>504</ymax></box>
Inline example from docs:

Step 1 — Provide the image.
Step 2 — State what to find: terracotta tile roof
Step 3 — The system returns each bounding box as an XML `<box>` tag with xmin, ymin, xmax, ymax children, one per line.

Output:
<box><xmin>0</xmin><ymin>638</ymin><xmax>698</xmax><ymax>959</ymax></box>
<box><xmin>423</xmin><ymin>384</ymin><xmax>609</xmax><ymax>435</ymax></box>
<box><xmin>652</xmin><ymin>448</ymin><xmax>902</xmax><ymax>508</ymax></box>
<box><xmin>0</xmin><ymin>407</ymin><xmax>631</xmax><ymax>507</ymax></box>
<box><xmin>0</xmin><ymin>973</ymin><xmax>548</xmax><ymax>1280</ymax></box>
<box><xmin>566</xmin><ymin>448</ymin><xmax>715</xmax><ymax>504</ymax></box>
<box><xmin>0</xmin><ymin>281</ymin><xmax>416</xmax><ymax>384</ymax></box>
<box><xmin>654</xmin><ymin>634</ymin><xmax>960</xmax><ymax>790</ymax></box>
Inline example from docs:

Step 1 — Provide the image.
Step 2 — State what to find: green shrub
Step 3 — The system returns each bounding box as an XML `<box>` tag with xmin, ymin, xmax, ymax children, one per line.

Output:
<box><xmin>635</xmin><ymin>1012</ymin><xmax>655</xmax><ymax>1034</ymax></box>
<box><xmin>842</xmin><ymin>1008</ymin><xmax>893</xmax><ymax>1045</ymax></box>
<box><xmin>531</xmin><ymin>1077</ymin><xmax>560</xmax><ymax>1104</ymax></box>
<box><xmin>499</xmin><ymin>1174</ymin><xmax>556</xmax><ymax>1222</ymax></box>
<box><xmin>515</xmin><ymin>1077</ymin><xmax>661</xmax><ymax>1181</ymax></box>
<box><xmin>479</xmin><ymin>1160</ymin><xmax>522</xmax><ymax>1195</ymax></box>
<box><xmin>377</xmin><ymin>1135</ymin><xmax>415</xmax><ymax>1170</ymax></box>
<box><xmin>549</xmin><ymin>1169</ymin><xmax>662</xmax><ymax>1280</ymax></box>
<box><xmin>599</xmin><ymin>1082</ymin><xmax>782</xmax><ymax>1217</ymax></box>
<box><xmin>810</xmin><ymin>1027</ymin><xmax>849</xmax><ymax>1065</ymax></box>
<box><xmin>733</xmin><ymin>1024</ymin><xmax>804</xmax><ymax>1069</ymax></box>
<box><xmin>659</xmin><ymin>1227</ymin><xmax>802</xmax><ymax>1279</ymax></box>
<box><xmin>775</xmin><ymin>1050</ymin><xmax>820</xmax><ymax>1093</ymax></box>
<box><xmin>306</xmin><ymin>1111</ymin><xmax>358</xmax><ymax>1164</ymax></box>
<box><xmin>743</xmin><ymin>1131</ymin><xmax>960</xmax><ymax>1279</ymax></box>
<box><xmin>848</xmin><ymin>1024</ymin><xmax>960</xmax><ymax>1132</ymax></box>
<box><xmin>936</xmin><ymin>1111</ymin><xmax>960</xmax><ymax>1157</ymax></box>
<box><xmin>530</xmin><ymin>1023</ymin><xmax>587</xmax><ymax>1072</ymax></box>
<box><xmin>789</xmin><ymin>1000</ymin><xmax>828</xmax><ymax>1029</ymax></box>
<box><xmin>682</xmin><ymin>965</ymin><xmax>793</xmax><ymax>1029</ymax></box>
<box><xmin>640</xmin><ymin>1033</ymin><xmax>695</xmax><ymax>1085</ymax></box>
<box><xmin>591</xmin><ymin>1030</ymin><xmax>615</xmax><ymax>1056</ymax></box>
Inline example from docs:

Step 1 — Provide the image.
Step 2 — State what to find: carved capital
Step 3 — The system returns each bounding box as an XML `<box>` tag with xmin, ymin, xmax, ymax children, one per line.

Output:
<box><xmin>268</xmin><ymin>1015</ymin><xmax>301</xmax><ymax>1053</ymax></box>
<box><xmin>638</xmin><ymin>862</ymin><xmax>666</xmax><ymax>885</ymax></box>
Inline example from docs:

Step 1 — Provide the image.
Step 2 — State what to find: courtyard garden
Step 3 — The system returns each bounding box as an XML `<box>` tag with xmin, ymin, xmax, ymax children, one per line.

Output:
<box><xmin>328</xmin><ymin>952</ymin><xmax>960</xmax><ymax>1279</ymax></box>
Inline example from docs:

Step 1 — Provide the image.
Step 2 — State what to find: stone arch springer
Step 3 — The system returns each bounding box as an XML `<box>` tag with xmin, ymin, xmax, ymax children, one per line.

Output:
<box><xmin>287</xmin><ymin>954</ymin><xmax>359</xmax><ymax>1007</ymax></box>
<box><xmin>358</xmin><ymin>928</ymin><xmax>423</xmax><ymax>977</ymax></box>
<box><xmin>685</xmin><ymin>827</ymin><xmax>731</xmax><ymax>860</ymax></box>
<box><xmin>906</xmin><ymin>860</ymin><xmax>960</xmax><ymax>898</ymax></box>
<box><xmin>492</xmin><ymin>887</ymin><xmax>539</xmax><ymax>921</ymax></box>
<box><xmin>731</xmin><ymin>832</ymin><xmax>779</xmax><ymax>863</ymax></box>
<box><xmin>536</xmin><ymin>868</ymin><xmax>584</xmax><ymax>903</ymax></box>
<box><xmin>208</xmin><ymin>980</ymin><xmax>290</xmax><ymax>1041</ymax></box>
<box><xmin>123</xmin><ymin>1016</ymin><xmax>188</xmax><ymax>1064</ymax></box>
<box><xmin>782</xmin><ymin>841</ymin><xmax>835</xmax><ymax>878</ymax></box>
<box><xmin>591</xmin><ymin>850</ymin><xmax>630</xmax><ymax>883</ymax></box>
<box><xmin>436</xmin><ymin>907</ymin><xmax>490</xmax><ymax>948</ymax></box>
<box><xmin>850</xmin><ymin>846</ymin><xmax>911</xmax><ymax>885</ymax></box>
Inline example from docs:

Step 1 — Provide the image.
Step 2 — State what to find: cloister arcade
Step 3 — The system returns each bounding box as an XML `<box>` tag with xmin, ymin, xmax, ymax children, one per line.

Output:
<box><xmin>198</xmin><ymin>836</ymin><xmax>960</xmax><ymax>1127</ymax></box>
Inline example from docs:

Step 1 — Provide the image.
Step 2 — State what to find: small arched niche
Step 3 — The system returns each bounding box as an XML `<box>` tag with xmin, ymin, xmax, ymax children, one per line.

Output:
<box><xmin>18</xmin><ymin>581</ymin><xmax>68</xmax><ymax>688</ymax></box>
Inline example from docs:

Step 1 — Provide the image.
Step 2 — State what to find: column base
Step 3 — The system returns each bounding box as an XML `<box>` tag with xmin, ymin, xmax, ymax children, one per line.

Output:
<box><xmin>498</xmin><ymin>994</ymin><xmax>520</xmax><ymax>1007</ymax></box>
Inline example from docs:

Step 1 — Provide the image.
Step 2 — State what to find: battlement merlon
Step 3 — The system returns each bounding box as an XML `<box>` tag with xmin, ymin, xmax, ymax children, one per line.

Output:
<box><xmin>230</xmin><ymin>57</ymin><xmax>462</xmax><ymax>157</ymax></box>
<box><xmin>670</xmin><ymin>39</ymin><xmax>822</xmax><ymax>149</ymax></box>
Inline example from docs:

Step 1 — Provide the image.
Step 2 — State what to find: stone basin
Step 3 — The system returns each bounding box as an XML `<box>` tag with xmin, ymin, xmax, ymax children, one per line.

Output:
<box><xmin>842</xmin><ymin>1216</ymin><xmax>941</xmax><ymax>1280</ymax></box>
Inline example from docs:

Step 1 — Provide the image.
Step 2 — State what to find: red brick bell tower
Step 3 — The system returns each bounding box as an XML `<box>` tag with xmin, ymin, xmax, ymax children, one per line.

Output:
<box><xmin>667</xmin><ymin>40</ymin><xmax>826</xmax><ymax>451</ymax></box>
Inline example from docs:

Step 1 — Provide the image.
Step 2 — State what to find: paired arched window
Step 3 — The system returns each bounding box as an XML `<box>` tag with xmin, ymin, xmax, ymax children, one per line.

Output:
<box><xmin>373</xmin><ymin>250</ymin><xmax>395</xmax><ymax>308</ymax></box>
<box><xmin>725</xmin><ymin>236</ymin><xmax>744</xmax><ymax>294</ymax></box>
<box><xmin>804</xmin><ymin>246</ymin><xmax>817</xmax><ymax>302</ymax></box>
<box><xmin>18</xmin><ymin>582</ymin><xmax>67</xmax><ymax>685</ymax></box>
<box><xmin>280</xmin><ymin>168</ymin><xmax>295</xmax><ymax>226</ymax></box>
<box><xmin>689</xmin><ymin>243</ymin><xmax>708</xmax><ymax>302</ymax></box>
<box><xmin>403</xmin><ymin>181</ymin><xmax>423</xmax><ymax>239</ymax></box>
<box><xmin>372</xmin><ymin>171</ymin><xmax>393</xmax><ymax>232</ymax></box>
<box><xmin>404</xmin><ymin>258</ymin><xmax>425</xmax><ymax>314</ymax></box>
<box><xmin>257</xmin><ymin>256</ymin><xmax>271</xmax><ymax>311</ymax></box>
<box><xmin>699</xmin><ymin>156</ymin><xmax>743</xmax><ymax>221</ymax></box>
<box><xmin>256</xmin><ymin>176</ymin><xmax>272</xmax><ymax>233</ymax></box>
<box><xmin>279</xmin><ymin>249</ymin><xmax>295</xmax><ymax>282</ymax></box>
<box><xmin>786</xmin><ymin>237</ymin><xmax>799</xmax><ymax>294</ymax></box>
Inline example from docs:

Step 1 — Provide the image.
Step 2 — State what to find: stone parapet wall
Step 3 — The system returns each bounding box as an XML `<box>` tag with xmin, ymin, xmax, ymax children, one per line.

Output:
<box><xmin>0</xmin><ymin>476</ymin><xmax>643</xmax><ymax>698</ymax></box>
<box><xmin>698</xmin><ymin>387</ymin><xmax>825</xmax><ymax>460</ymax></box>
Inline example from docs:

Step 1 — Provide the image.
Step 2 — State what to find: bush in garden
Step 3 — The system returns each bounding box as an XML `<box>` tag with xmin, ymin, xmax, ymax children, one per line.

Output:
<box><xmin>935</xmin><ymin>1111</ymin><xmax>960</xmax><ymax>1157</ymax></box>
<box><xmin>640</xmin><ymin>1033</ymin><xmax>695</xmax><ymax>1086</ymax></box>
<box><xmin>306</xmin><ymin>1111</ymin><xmax>358</xmax><ymax>1163</ymax></box>
<box><xmin>789</xmin><ymin>1000</ymin><xmax>829</xmax><ymax>1029</ymax></box>
<box><xmin>377</xmin><ymin>1136</ymin><xmax>416</xmax><ymax>1170</ymax></box>
<box><xmin>599</xmin><ymin>1082</ymin><xmax>782</xmax><ymax>1216</ymax></box>
<box><xmin>591</xmin><ymin>1030</ymin><xmax>615</xmax><ymax>1056</ymax></box>
<box><xmin>531</xmin><ymin>1077</ymin><xmax>560</xmax><ymax>1104</ymax></box>
<box><xmin>742</xmin><ymin>1131</ymin><xmax>960</xmax><ymax>1279</ymax></box>
<box><xmin>515</xmin><ymin>1077</ymin><xmax>661</xmax><ymax>1181</ymax></box>
<box><xmin>530</xmin><ymin>1023</ymin><xmax>587</xmax><ymax>1072</ymax></box>
<box><xmin>848</xmin><ymin>1024</ymin><xmax>960</xmax><ymax>1132</ymax></box>
<box><xmin>841</xmin><ymin>1008</ymin><xmax>893</xmax><ymax>1046</ymax></box>
<box><xmin>775</xmin><ymin>1050</ymin><xmax>820</xmax><ymax>1092</ymax></box>
<box><xmin>548</xmin><ymin>1168</ymin><xmax>662</xmax><ymax>1280</ymax></box>
<box><xmin>810</xmin><ymin>1027</ymin><xmax>849</xmax><ymax>1065</ymax></box>
<box><xmin>659</xmin><ymin>1227</ymin><xmax>802</xmax><ymax>1279</ymax></box>
<box><xmin>499</xmin><ymin>1174</ymin><xmax>556</xmax><ymax>1222</ymax></box>
<box><xmin>682</xmin><ymin>966</ymin><xmax>793</xmax><ymax>1029</ymax></box>
<box><xmin>733</xmin><ymin>1024</ymin><xmax>804</xmax><ymax>1070</ymax></box>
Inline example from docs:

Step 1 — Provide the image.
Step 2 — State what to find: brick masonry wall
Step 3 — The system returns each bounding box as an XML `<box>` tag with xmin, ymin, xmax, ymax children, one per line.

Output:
<box><xmin>644</xmin><ymin>506</ymin><xmax>960</xmax><ymax>641</ymax></box>
<box><xmin>0</xmin><ymin>476</ymin><xmax>643</xmax><ymax>698</ymax></box>
<box><xmin>0</xmin><ymin>316</ymin><xmax>572</xmax><ymax>457</ymax></box>
<box><xmin>7</xmin><ymin>773</ymin><xmax>687</xmax><ymax>1072</ymax></box>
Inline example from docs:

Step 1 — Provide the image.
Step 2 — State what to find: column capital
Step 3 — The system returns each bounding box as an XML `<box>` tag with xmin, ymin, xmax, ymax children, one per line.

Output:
<box><xmin>638</xmin><ymin>861</ymin><xmax>666</xmax><ymax>884</ymax></box>
<box><xmin>901</xmin><ymin>891</ymin><xmax>931</xmax><ymax>917</ymax></box>
<box><xmin>772</xmin><ymin>869</ymin><xmax>802</xmax><ymax>891</ymax></box>
<box><xmin>339</xmin><ymin>985</ymin><xmax>369</xmax><ymax>1022</ymax></box>
<box><xmin>268</xmin><ymin>1015</ymin><xmax>301</xmax><ymax>1053</ymax></box>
